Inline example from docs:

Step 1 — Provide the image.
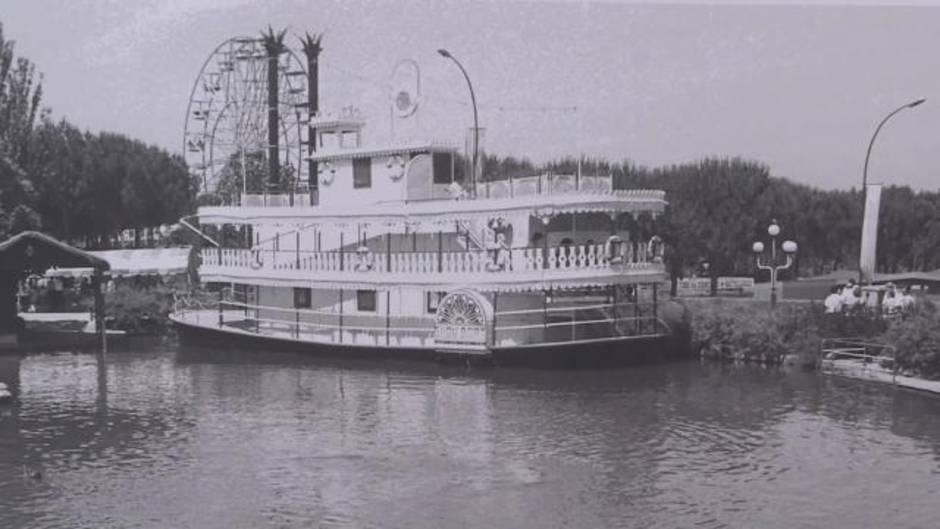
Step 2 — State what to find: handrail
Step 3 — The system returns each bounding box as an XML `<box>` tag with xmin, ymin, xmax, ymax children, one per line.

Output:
<box><xmin>247</xmin><ymin>316</ymin><xmax>431</xmax><ymax>334</ymax></box>
<box><xmin>219</xmin><ymin>299</ymin><xmax>434</xmax><ymax>323</ymax></box>
<box><xmin>179</xmin><ymin>217</ymin><xmax>219</xmax><ymax>247</ymax></box>
<box><xmin>821</xmin><ymin>337</ymin><xmax>897</xmax><ymax>368</ymax></box>
<box><xmin>495</xmin><ymin>300</ymin><xmax>656</xmax><ymax>316</ymax></box>
<box><xmin>177</xmin><ymin>296</ymin><xmax>669</xmax><ymax>348</ymax></box>
<box><xmin>495</xmin><ymin>315</ymin><xmax>658</xmax><ymax>331</ymax></box>
<box><xmin>252</xmin><ymin>221</ymin><xmax>319</xmax><ymax>250</ymax></box>
<box><xmin>215</xmin><ymin>173</ymin><xmax>666</xmax><ymax>209</ymax></box>
<box><xmin>202</xmin><ymin>240</ymin><xmax>659</xmax><ymax>275</ymax></box>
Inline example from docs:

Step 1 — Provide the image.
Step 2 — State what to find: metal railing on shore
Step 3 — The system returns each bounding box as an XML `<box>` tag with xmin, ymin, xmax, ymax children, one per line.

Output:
<box><xmin>821</xmin><ymin>337</ymin><xmax>897</xmax><ymax>370</ymax></box>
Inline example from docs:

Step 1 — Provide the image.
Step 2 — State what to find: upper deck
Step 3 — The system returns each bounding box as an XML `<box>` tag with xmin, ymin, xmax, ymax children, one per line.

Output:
<box><xmin>199</xmin><ymin>173</ymin><xmax>666</xmax><ymax>225</ymax></box>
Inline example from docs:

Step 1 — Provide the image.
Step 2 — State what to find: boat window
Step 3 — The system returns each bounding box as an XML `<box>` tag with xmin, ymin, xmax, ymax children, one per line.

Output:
<box><xmin>293</xmin><ymin>287</ymin><xmax>311</xmax><ymax>309</ymax></box>
<box><xmin>357</xmin><ymin>289</ymin><xmax>377</xmax><ymax>312</ymax></box>
<box><xmin>353</xmin><ymin>158</ymin><xmax>372</xmax><ymax>188</ymax></box>
<box><xmin>433</xmin><ymin>152</ymin><xmax>454</xmax><ymax>184</ymax></box>
<box><xmin>341</xmin><ymin>130</ymin><xmax>359</xmax><ymax>148</ymax></box>
<box><xmin>426</xmin><ymin>291</ymin><xmax>444</xmax><ymax>313</ymax></box>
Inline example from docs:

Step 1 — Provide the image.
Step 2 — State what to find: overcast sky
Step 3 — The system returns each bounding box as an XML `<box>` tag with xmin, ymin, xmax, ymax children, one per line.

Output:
<box><xmin>4</xmin><ymin>0</ymin><xmax>940</xmax><ymax>190</ymax></box>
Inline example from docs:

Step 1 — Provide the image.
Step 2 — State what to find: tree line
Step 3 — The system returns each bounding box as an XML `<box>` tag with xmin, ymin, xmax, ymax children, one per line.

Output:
<box><xmin>4</xmin><ymin>18</ymin><xmax>938</xmax><ymax>276</ymax></box>
<box><xmin>0</xmin><ymin>22</ymin><xmax>196</xmax><ymax>247</ymax></box>
<box><xmin>480</xmin><ymin>154</ymin><xmax>940</xmax><ymax>282</ymax></box>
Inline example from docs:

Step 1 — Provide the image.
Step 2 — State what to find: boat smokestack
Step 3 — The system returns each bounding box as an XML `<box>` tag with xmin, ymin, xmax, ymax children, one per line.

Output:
<box><xmin>261</xmin><ymin>26</ymin><xmax>287</xmax><ymax>190</ymax></box>
<box><xmin>301</xmin><ymin>33</ymin><xmax>323</xmax><ymax>205</ymax></box>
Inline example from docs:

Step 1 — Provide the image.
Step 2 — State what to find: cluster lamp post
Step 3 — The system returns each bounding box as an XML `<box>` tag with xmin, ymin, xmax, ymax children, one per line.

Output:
<box><xmin>752</xmin><ymin>220</ymin><xmax>797</xmax><ymax>308</ymax></box>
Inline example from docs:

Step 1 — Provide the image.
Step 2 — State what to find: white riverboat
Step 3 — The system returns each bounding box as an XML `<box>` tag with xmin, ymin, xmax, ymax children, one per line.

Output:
<box><xmin>170</xmin><ymin>37</ymin><xmax>689</xmax><ymax>366</ymax></box>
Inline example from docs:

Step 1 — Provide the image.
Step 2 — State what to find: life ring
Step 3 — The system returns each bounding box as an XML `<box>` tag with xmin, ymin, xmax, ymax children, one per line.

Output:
<box><xmin>319</xmin><ymin>162</ymin><xmax>336</xmax><ymax>186</ymax></box>
<box><xmin>387</xmin><ymin>155</ymin><xmax>405</xmax><ymax>181</ymax></box>
<box><xmin>249</xmin><ymin>251</ymin><xmax>263</xmax><ymax>270</ymax></box>
<box><xmin>605</xmin><ymin>235</ymin><xmax>624</xmax><ymax>264</ymax></box>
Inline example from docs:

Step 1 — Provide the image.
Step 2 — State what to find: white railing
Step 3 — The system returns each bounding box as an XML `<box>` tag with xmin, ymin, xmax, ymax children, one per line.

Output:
<box><xmin>238</xmin><ymin>184</ymin><xmax>316</xmax><ymax>208</ymax></box>
<box><xmin>480</xmin><ymin>173</ymin><xmax>613</xmax><ymax>199</ymax></box>
<box><xmin>223</xmin><ymin>175</ymin><xmax>664</xmax><ymax>207</ymax></box>
<box><xmin>202</xmin><ymin>241</ymin><xmax>661</xmax><ymax>277</ymax></box>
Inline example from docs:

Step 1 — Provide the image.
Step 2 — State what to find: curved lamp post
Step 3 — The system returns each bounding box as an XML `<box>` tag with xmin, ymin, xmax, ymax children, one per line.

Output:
<box><xmin>862</xmin><ymin>98</ymin><xmax>926</xmax><ymax>190</ymax></box>
<box><xmin>437</xmin><ymin>48</ymin><xmax>479</xmax><ymax>198</ymax></box>
<box><xmin>753</xmin><ymin>219</ymin><xmax>797</xmax><ymax>308</ymax></box>
<box><xmin>859</xmin><ymin>98</ymin><xmax>926</xmax><ymax>283</ymax></box>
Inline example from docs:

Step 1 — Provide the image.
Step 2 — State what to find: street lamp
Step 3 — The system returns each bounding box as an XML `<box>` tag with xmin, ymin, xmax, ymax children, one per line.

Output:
<box><xmin>862</xmin><ymin>98</ymin><xmax>926</xmax><ymax>191</ymax></box>
<box><xmin>752</xmin><ymin>219</ymin><xmax>797</xmax><ymax>308</ymax></box>
<box><xmin>860</xmin><ymin>98</ymin><xmax>926</xmax><ymax>283</ymax></box>
<box><xmin>437</xmin><ymin>48</ymin><xmax>479</xmax><ymax>198</ymax></box>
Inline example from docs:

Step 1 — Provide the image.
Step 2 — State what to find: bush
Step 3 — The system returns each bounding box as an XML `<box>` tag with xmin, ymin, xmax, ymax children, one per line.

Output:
<box><xmin>689</xmin><ymin>298</ymin><xmax>940</xmax><ymax>379</ymax></box>
<box><xmin>689</xmin><ymin>299</ymin><xmax>887</xmax><ymax>368</ymax></box>
<box><xmin>884</xmin><ymin>302</ymin><xmax>940</xmax><ymax>380</ymax></box>
<box><xmin>689</xmin><ymin>300</ymin><xmax>816</xmax><ymax>365</ymax></box>
<box><xmin>82</xmin><ymin>281</ymin><xmax>178</xmax><ymax>334</ymax></box>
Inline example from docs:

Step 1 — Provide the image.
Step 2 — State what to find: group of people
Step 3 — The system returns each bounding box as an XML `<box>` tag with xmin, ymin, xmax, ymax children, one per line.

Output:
<box><xmin>823</xmin><ymin>278</ymin><xmax>915</xmax><ymax>316</ymax></box>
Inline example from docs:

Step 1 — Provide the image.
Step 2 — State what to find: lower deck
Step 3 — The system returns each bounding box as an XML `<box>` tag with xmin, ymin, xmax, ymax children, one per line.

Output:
<box><xmin>172</xmin><ymin>283</ymin><xmax>679</xmax><ymax>365</ymax></box>
<box><xmin>170</xmin><ymin>309</ymin><xmax>680</xmax><ymax>367</ymax></box>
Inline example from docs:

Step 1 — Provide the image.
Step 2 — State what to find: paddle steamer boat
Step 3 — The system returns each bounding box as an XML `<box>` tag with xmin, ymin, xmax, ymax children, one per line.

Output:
<box><xmin>170</xmin><ymin>42</ymin><xmax>687</xmax><ymax>366</ymax></box>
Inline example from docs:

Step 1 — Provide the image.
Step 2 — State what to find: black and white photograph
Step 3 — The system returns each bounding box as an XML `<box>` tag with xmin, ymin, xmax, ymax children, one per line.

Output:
<box><xmin>1</xmin><ymin>1</ymin><xmax>939</xmax><ymax>527</ymax></box>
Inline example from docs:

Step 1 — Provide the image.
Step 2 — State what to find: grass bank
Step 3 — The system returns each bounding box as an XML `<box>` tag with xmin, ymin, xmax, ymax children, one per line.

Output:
<box><xmin>686</xmin><ymin>297</ymin><xmax>940</xmax><ymax>379</ymax></box>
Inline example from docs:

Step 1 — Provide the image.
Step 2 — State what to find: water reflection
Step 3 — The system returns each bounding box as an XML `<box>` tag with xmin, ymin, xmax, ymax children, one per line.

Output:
<box><xmin>1</xmin><ymin>344</ymin><xmax>938</xmax><ymax>529</ymax></box>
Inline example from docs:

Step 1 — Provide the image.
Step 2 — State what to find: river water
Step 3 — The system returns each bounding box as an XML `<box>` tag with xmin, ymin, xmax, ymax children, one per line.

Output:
<box><xmin>1</xmin><ymin>342</ymin><xmax>938</xmax><ymax>529</ymax></box>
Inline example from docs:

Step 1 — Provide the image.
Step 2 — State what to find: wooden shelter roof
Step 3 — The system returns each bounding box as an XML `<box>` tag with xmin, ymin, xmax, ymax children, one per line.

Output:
<box><xmin>0</xmin><ymin>231</ymin><xmax>110</xmax><ymax>273</ymax></box>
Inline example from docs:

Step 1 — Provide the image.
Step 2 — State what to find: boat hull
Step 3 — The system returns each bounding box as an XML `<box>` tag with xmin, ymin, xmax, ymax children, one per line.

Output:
<box><xmin>171</xmin><ymin>315</ymin><xmax>689</xmax><ymax>368</ymax></box>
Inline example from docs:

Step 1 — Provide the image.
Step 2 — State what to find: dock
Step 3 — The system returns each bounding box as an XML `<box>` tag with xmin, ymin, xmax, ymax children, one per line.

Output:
<box><xmin>821</xmin><ymin>356</ymin><xmax>940</xmax><ymax>396</ymax></box>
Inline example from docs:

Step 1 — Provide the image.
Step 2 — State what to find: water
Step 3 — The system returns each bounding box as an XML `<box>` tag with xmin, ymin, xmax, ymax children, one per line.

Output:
<box><xmin>1</xmin><ymin>342</ymin><xmax>939</xmax><ymax>529</ymax></box>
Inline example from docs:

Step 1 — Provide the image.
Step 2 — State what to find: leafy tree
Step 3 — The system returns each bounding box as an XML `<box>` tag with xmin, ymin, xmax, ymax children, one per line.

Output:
<box><xmin>212</xmin><ymin>148</ymin><xmax>296</xmax><ymax>204</ymax></box>
<box><xmin>0</xmin><ymin>21</ymin><xmax>44</xmax><ymax>213</ymax></box>
<box><xmin>484</xmin><ymin>153</ymin><xmax>940</xmax><ymax>284</ymax></box>
<box><xmin>7</xmin><ymin>203</ymin><xmax>40</xmax><ymax>234</ymax></box>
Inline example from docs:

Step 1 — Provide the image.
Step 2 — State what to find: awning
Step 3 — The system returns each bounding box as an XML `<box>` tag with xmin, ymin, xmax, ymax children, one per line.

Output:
<box><xmin>197</xmin><ymin>190</ymin><xmax>667</xmax><ymax>227</ymax></box>
<box><xmin>47</xmin><ymin>247</ymin><xmax>191</xmax><ymax>278</ymax></box>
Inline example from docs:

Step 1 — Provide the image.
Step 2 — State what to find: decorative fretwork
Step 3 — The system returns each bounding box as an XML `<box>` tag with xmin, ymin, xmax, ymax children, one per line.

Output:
<box><xmin>436</xmin><ymin>291</ymin><xmax>486</xmax><ymax>327</ymax></box>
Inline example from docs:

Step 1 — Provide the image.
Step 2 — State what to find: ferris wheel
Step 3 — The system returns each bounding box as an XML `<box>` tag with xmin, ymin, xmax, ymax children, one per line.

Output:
<box><xmin>183</xmin><ymin>36</ymin><xmax>309</xmax><ymax>194</ymax></box>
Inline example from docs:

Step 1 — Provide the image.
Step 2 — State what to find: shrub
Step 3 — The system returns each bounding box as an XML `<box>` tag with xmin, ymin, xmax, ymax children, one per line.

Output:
<box><xmin>689</xmin><ymin>300</ymin><xmax>812</xmax><ymax>364</ymax></box>
<box><xmin>689</xmin><ymin>297</ymin><xmax>940</xmax><ymax>379</ymax></box>
<box><xmin>884</xmin><ymin>302</ymin><xmax>940</xmax><ymax>380</ymax></box>
<box><xmin>689</xmin><ymin>299</ymin><xmax>882</xmax><ymax>367</ymax></box>
<box><xmin>81</xmin><ymin>281</ymin><xmax>178</xmax><ymax>334</ymax></box>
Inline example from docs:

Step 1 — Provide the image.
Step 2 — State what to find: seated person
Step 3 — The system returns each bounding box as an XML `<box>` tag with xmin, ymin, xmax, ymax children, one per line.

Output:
<box><xmin>841</xmin><ymin>284</ymin><xmax>862</xmax><ymax>311</ymax></box>
<box><xmin>881</xmin><ymin>284</ymin><xmax>901</xmax><ymax>316</ymax></box>
<box><xmin>824</xmin><ymin>285</ymin><xmax>843</xmax><ymax>314</ymax></box>
<box><xmin>898</xmin><ymin>286</ymin><xmax>916</xmax><ymax>311</ymax></box>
